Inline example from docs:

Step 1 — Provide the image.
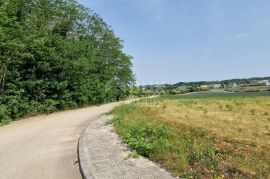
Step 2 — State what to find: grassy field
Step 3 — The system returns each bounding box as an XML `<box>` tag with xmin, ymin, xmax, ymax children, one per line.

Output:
<box><xmin>182</xmin><ymin>91</ymin><xmax>270</xmax><ymax>97</ymax></box>
<box><xmin>224</xmin><ymin>85</ymin><xmax>270</xmax><ymax>93</ymax></box>
<box><xmin>112</xmin><ymin>93</ymin><xmax>270</xmax><ymax>178</ymax></box>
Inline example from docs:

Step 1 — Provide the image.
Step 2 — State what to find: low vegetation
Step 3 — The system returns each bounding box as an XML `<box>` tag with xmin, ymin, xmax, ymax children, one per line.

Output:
<box><xmin>112</xmin><ymin>94</ymin><xmax>270</xmax><ymax>178</ymax></box>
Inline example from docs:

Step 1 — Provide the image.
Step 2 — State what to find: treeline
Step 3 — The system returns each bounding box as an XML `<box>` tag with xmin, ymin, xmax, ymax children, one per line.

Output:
<box><xmin>174</xmin><ymin>76</ymin><xmax>270</xmax><ymax>87</ymax></box>
<box><xmin>0</xmin><ymin>0</ymin><xmax>134</xmax><ymax>123</ymax></box>
<box><xmin>138</xmin><ymin>76</ymin><xmax>270</xmax><ymax>96</ymax></box>
<box><xmin>137</xmin><ymin>85</ymin><xmax>206</xmax><ymax>96</ymax></box>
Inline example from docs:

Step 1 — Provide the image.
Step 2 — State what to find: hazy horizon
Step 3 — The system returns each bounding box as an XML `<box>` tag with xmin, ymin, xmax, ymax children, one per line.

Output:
<box><xmin>78</xmin><ymin>0</ymin><xmax>270</xmax><ymax>84</ymax></box>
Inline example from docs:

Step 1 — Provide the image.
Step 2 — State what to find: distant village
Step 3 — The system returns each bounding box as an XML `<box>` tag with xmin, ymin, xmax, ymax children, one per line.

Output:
<box><xmin>138</xmin><ymin>77</ymin><xmax>270</xmax><ymax>95</ymax></box>
<box><xmin>200</xmin><ymin>79</ymin><xmax>270</xmax><ymax>89</ymax></box>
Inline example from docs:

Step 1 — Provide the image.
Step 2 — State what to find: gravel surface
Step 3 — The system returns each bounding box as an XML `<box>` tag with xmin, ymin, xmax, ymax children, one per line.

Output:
<box><xmin>79</xmin><ymin>115</ymin><xmax>175</xmax><ymax>179</ymax></box>
<box><xmin>0</xmin><ymin>101</ymin><xmax>129</xmax><ymax>179</ymax></box>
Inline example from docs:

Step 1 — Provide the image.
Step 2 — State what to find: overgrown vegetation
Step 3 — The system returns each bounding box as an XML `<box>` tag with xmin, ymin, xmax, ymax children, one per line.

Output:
<box><xmin>112</xmin><ymin>95</ymin><xmax>270</xmax><ymax>178</ymax></box>
<box><xmin>0</xmin><ymin>0</ymin><xmax>134</xmax><ymax>124</ymax></box>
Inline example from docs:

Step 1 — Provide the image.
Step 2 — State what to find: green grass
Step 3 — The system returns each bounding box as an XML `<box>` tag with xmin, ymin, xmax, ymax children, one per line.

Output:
<box><xmin>161</xmin><ymin>91</ymin><xmax>270</xmax><ymax>99</ymax></box>
<box><xmin>112</xmin><ymin>105</ymin><xmax>241</xmax><ymax>178</ymax></box>
<box><xmin>111</xmin><ymin>96</ymin><xmax>270</xmax><ymax>178</ymax></box>
<box><xmin>124</xmin><ymin>151</ymin><xmax>140</xmax><ymax>160</ymax></box>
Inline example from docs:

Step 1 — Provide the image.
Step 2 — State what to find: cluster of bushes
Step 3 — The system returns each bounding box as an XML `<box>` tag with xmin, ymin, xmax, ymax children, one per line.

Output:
<box><xmin>0</xmin><ymin>0</ymin><xmax>134</xmax><ymax>123</ymax></box>
<box><xmin>165</xmin><ymin>86</ymin><xmax>208</xmax><ymax>95</ymax></box>
<box><xmin>138</xmin><ymin>85</ymin><xmax>208</xmax><ymax>96</ymax></box>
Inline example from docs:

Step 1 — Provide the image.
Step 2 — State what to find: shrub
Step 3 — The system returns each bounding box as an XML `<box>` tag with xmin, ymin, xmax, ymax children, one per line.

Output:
<box><xmin>0</xmin><ymin>105</ymin><xmax>11</xmax><ymax>124</ymax></box>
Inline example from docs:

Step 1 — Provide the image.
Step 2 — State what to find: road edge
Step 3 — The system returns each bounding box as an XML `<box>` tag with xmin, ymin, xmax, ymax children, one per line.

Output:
<box><xmin>77</xmin><ymin>114</ymin><xmax>175</xmax><ymax>179</ymax></box>
<box><xmin>78</xmin><ymin>127</ymin><xmax>95</xmax><ymax>179</ymax></box>
<box><xmin>77</xmin><ymin>97</ymin><xmax>159</xmax><ymax>179</ymax></box>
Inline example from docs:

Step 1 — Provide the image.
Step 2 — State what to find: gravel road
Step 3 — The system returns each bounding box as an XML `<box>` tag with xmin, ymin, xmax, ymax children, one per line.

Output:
<box><xmin>0</xmin><ymin>101</ymin><xmax>128</xmax><ymax>179</ymax></box>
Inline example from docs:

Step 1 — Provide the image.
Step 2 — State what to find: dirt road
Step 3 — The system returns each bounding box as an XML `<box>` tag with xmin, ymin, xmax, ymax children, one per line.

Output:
<box><xmin>0</xmin><ymin>101</ymin><xmax>128</xmax><ymax>179</ymax></box>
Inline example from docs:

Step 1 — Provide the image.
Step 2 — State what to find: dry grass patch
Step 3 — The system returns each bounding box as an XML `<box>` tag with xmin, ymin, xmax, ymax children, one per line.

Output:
<box><xmin>122</xmin><ymin>96</ymin><xmax>270</xmax><ymax>178</ymax></box>
<box><xmin>140</xmin><ymin>97</ymin><xmax>270</xmax><ymax>146</ymax></box>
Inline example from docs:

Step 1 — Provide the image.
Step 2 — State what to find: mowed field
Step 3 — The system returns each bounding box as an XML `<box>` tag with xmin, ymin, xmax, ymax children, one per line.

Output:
<box><xmin>160</xmin><ymin>94</ymin><xmax>270</xmax><ymax>145</ymax></box>
<box><xmin>112</xmin><ymin>92</ymin><xmax>270</xmax><ymax>178</ymax></box>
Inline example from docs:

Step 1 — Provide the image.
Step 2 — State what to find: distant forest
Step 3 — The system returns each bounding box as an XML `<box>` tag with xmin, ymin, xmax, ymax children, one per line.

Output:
<box><xmin>0</xmin><ymin>0</ymin><xmax>134</xmax><ymax>123</ymax></box>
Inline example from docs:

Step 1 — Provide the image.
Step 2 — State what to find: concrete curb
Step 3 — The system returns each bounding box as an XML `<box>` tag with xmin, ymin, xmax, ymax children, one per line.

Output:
<box><xmin>77</xmin><ymin>115</ymin><xmax>175</xmax><ymax>179</ymax></box>
<box><xmin>78</xmin><ymin>127</ymin><xmax>95</xmax><ymax>179</ymax></box>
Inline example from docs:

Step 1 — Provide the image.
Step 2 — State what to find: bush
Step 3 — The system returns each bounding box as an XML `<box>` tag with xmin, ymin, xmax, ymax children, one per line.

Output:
<box><xmin>0</xmin><ymin>105</ymin><xmax>11</xmax><ymax>124</ymax></box>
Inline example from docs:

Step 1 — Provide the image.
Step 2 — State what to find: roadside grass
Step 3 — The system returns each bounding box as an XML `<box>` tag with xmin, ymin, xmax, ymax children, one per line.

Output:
<box><xmin>124</xmin><ymin>151</ymin><xmax>140</xmax><ymax>160</ymax></box>
<box><xmin>112</xmin><ymin>96</ymin><xmax>270</xmax><ymax>178</ymax></box>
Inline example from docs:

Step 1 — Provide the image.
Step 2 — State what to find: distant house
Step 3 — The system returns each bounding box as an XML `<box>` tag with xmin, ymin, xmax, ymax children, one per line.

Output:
<box><xmin>261</xmin><ymin>80</ymin><xmax>270</xmax><ymax>86</ymax></box>
<box><xmin>200</xmin><ymin>84</ymin><xmax>221</xmax><ymax>89</ymax></box>
<box><xmin>200</xmin><ymin>85</ymin><xmax>209</xmax><ymax>89</ymax></box>
<box><xmin>212</xmin><ymin>84</ymin><xmax>222</xmax><ymax>89</ymax></box>
<box><xmin>226</xmin><ymin>83</ymin><xmax>237</xmax><ymax>88</ymax></box>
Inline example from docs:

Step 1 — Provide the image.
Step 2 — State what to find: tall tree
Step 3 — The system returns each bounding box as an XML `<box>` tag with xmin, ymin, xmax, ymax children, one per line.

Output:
<box><xmin>0</xmin><ymin>0</ymin><xmax>134</xmax><ymax>123</ymax></box>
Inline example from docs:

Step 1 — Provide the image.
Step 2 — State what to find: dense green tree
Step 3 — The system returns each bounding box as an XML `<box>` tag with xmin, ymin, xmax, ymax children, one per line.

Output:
<box><xmin>0</xmin><ymin>0</ymin><xmax>134</xmax><ymax>123</ymax></box>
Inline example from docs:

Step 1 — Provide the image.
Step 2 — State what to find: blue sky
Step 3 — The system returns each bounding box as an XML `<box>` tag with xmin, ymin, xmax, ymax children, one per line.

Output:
<box><xmin>78</xmin><ymin>0</ymin><xmax>270</xmax><ymax>84</ymax></box>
